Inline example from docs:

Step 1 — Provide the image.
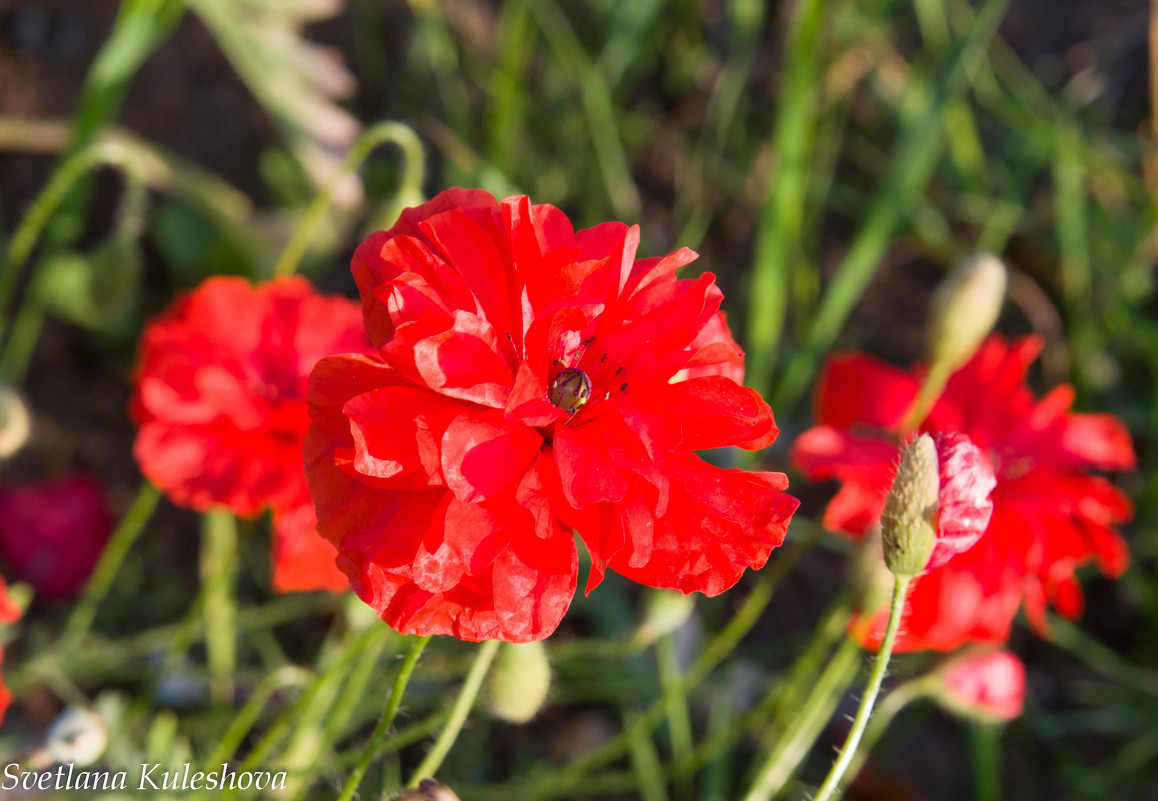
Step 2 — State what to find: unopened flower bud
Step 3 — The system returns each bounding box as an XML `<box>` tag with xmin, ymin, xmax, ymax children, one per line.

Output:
<box><xmin>0</xmin><ymin>385</ymin><xmax>30</xmax><ymax>459</ymax></box>
<box><xmin>635</xmin><ymin>589</ymin><xmax>696</xmax><ymax>646</ymax></box>
<box><xmin>487</xmin><ymin>640</ymin><xmax>551</xmax><ymax>724</ymax></box>
<box><xmin>934</xmin><ymin>650</ymin><xmax>1026</xmax><ymax>723</ymax></box>
<box><xmin>44</xmin><ymin>706</ymin><xmax>108</xmax><ymax>766</ymax></box>
<box><xmin>881</xmin><ymin>434</ymin><xmax>939</xmax><ymax>579</ymax></box>
<box><xmin>929</xmin><ymin>253</ymin><xmax>1007</xmax><ymax>374</ymax></box>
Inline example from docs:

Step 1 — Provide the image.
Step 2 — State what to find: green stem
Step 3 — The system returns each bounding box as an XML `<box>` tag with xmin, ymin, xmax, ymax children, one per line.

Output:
<box><xmin>0</xmin><ymin>141</ymin><xmax>144</xmax><ymax>339</ymax></box>
<box><xmin>338</xmin><ymin>635</ymin><xmax>432</xmax><ymax>801</ymax></box>
<box><xmin>970</xmin><ymin>722</ymin><xmax>1002</xmax><ymax>801</ymax></box>
<box><xmin>407</xmin><ymin>638</ymin><xmax>501</xmax><ymax>787</ymax></box>
<box><xmin>272</xmin><ymin>121</ymin><xmax>425</xmax><ymax>278</ymax></box>
<box><xmin>202</xmin><ymin>509</ymin><xmax>239</xmax><ymax>706</ymax></box>
<box><xmin>837</xmin><ymin>677</ymin><xmax>933</xmax><ymax>792</ymax></box>
<box><xmin>739</xmin><ymin>636</ymin><xmax>862</xmax><ymax>801</ymax></box>
<box><xmin>63</xmin><ymin>483</ymin><xmax>160</xmax><ymax>646</ymax></box>
<box><xmin>207</xmin><ymin>666</ymin><xmax>313</xmax><ymax>768</ymax></box>
<box><xmin>628</xmin><ymin>711</ymin><xmax>671</xmax><ymax>801</ymax></box>
<box><xmin>811</xmin><ymin>576</ymin><xmax>912</xmax><ymax>801</ymax></box>
<box><xmin>530</xmin><ymin>526</ymin><xmax>820</xmax><ymax>800</ymax></box>
<box><xmin>899</xmin><ymin>359</ymin><xmax>952</xmax><ymax>433</ymax></box>
<box><xmin>657</xmin><ymin>633</ymin><xmax>694</xmax><ymax>801</ymax></box>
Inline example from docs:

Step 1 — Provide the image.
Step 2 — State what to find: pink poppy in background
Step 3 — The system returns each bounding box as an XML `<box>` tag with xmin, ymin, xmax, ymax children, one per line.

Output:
<box><xmin>0</xmin><ymin>474</ymin><xmax>111</xmax><ymax>600</ymax></box>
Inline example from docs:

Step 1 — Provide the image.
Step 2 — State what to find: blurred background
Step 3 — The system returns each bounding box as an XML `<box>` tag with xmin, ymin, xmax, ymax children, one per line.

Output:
<box><xmin>0</xmin><ymin>0</ymin><xmax>1156</xmax><ymax>799</ymax></box>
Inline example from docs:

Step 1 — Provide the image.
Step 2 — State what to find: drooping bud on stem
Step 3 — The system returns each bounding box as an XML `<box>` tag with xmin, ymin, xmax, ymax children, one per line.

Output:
<box><xmin>929</xmin><ymin>253</ymin><xmax>1008</xmax><ymax>374</ymax></box>
<box><xmin>881</xmin><ymin>434</ymin><xmax>939</xmax><ymax>579</ymax></box>
<box><xmin>487</xmin><ymin>640</ymin><xmax>552</xmax><ymax>724</ymax></box>
<box><xmin>902</xmin><ymin>253</ymin><xmax>1007</xmax><ymax>432</ymax></box>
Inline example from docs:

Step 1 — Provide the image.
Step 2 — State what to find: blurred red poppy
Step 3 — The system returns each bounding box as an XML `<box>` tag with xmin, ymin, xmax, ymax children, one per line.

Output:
<box><xmin>792</xmin><ymin>335</ymin><xmax>1134</xmax><ymax>651</ymax></box>
<box><xmin>0</xmin><ymin>474</ymin><xmax>111</xmax><ymax>600</ymax></box>
<box><xmin>132</xmin><ymin>276</ymin><xmax>372</xmax><ymax>593</ymax></box>
<box><xmin>306</xmin><ymin>188</ymin><xmax>799</xmax><ymax>642</ymax></box>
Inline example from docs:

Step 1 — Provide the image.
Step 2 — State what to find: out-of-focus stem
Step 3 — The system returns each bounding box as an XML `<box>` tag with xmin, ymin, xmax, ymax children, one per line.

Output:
<box><xmin>64</xmin><ymin>483</ymin><xmax>161</xmax><ymax>647</ymax></box>
<box><xmin>202</xmin><ymin>509</ymin><xmax>239</xmax><ymax>706</ymax></box>
<box><xmin>272</xmin><ymin>121</ymin><xmax>425</xmax><ymax>278</ymax></box>
<box><xmin>407</xmin><ymin>638</ymin><xmax>500</xmax><ymax>788</ymax></box>
<box><xmin>338</xmin><ymin>635</ymin><xmax>431</xmax><ymax>801</ymax></box>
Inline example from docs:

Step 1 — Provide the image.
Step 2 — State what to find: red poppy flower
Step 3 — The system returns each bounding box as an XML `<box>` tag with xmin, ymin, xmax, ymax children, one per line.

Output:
<box><xmin>0</xmin><ymin>474</ymin><xmax>112</xmax><ymax>600</ymax></box>
<box><xmin>131</xmin><ymin>276</ymin><xmax>371</xmax><ymax>593</ymax></box>
<box><xmin>306</xmin><ymin>188</ymin><xmax>799</xmax><ymax>642</ymax></box>
<box><xmin>792</xmin><ymin>335</ymin><xmax>1134</xmax><ymax>651</ymax></box>
<box><xmin>937</xmin><ymin>649</ymin><xmax>1026</xmax><ymax>722</ymax></box>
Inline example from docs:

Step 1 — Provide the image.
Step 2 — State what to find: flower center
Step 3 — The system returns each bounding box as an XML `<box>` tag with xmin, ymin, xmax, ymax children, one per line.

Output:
<box><xmin>549</xmin><ymin>367</ymin><xmax>592</xmax><ymax>414</ymax></box>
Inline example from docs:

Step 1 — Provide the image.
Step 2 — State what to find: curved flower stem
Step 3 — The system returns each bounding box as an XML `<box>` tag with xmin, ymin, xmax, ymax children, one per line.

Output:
<box><xmin>0</xmin><ymin>140</ymin><xmax>145</xmax><ymax>345</ymax></box>
<box><xmin>811</xmin><ymin>575</ymin><xmax>912</xmax><ymax>801</ymax></box>
<box><xmin>833</xmin><ymin>677</ymin><xmax>933</xmax><ymax>795</ymax></box>
<box><xmin>272</xmin><ymin>121</ymin><xmax>425</xmax><ymax>278</ymax></box>
<box><xmin>739</xmin><ymin>636</ymin><xmax>861</xmax><ymax>801</ymax></box>
<box><xmin>63</xmin><ymin>482</ymin><xmax>160</xmax><ymax>647</ymax></box>
<box><xmin>337</xmin><ymin>634</ymin><xmax>431</xmax><ymax>801</ymax></box>
<box><xmin>407</xmin><ymin>638</ymin><xmax>500</xmax><ymax>788</ymax></box>
<box><xmin>899</xmin><ymin>360</ymin><xmax>952</xmax><ymax>434</ymax></box>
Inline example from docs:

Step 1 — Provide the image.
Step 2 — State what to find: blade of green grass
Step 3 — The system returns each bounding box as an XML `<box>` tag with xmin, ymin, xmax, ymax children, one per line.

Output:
<box><xmin>771</xmin><ymin>0</ymin><xmax>1013</xmax><ymax>412</ymax></box>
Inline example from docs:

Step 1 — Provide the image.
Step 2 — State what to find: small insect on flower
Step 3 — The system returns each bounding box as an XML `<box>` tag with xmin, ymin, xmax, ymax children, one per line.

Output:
<box><xmin>549</xmin><ymin>367</ymin><xmax>593</xmax><ymax>414</ymax></box>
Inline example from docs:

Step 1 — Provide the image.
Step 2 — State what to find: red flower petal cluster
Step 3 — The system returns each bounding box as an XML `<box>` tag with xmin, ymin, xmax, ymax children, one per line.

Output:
<box><xmin>0</xmin><ymin>577</ymin><xmax>20</xmax><ymax>726</ymax></box>
<box><xmin>131</xmin><ymin>276</ymin><xmax>373</xmax><ymax>593</ymax></box>
<box><xmin>938</xmin><ymin>649</ymin><xmax>1026</xmax><ymax>722</ymax></box>
<box><xmin>0</xmin><ymin>474</ymin><xmax>112</xmax><ymax>600</ymax></box>
<box><xmin>792</xmin><ymin>335</ymin><xmax>1134</xmax><ymax>651</ymax></box>
<box><xmin>306</xmin><ymin>188</ymin><xmax>799</xmax><ymax>642</ymax></box>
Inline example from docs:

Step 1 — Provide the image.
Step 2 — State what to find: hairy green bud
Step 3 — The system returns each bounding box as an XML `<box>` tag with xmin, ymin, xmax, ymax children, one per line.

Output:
<box><xmin>881</xmin><ymin>434</ymin><xmax>939</xmax><ymax>579</ymax></box>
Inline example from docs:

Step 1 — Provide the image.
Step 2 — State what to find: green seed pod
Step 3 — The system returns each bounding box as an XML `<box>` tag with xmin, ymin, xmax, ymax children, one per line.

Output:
<box><xmin>881</xmin><ymin>434</ymin><xmax>939</xmax><ymax>579</ymax></box>
<box><xmin>929</xmin><ymin>253</ymin><xmax>1007</xmax><ymax>374</ymax></box>
<box><xmin>549</xmin><ymin>367</ymin><xmax>593</xmax><ymax>414</ymax></box>
<box><xmin>488</xmin><ymin>640</ymin><xmax>551</xmax><ymax>724</ymax></box>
